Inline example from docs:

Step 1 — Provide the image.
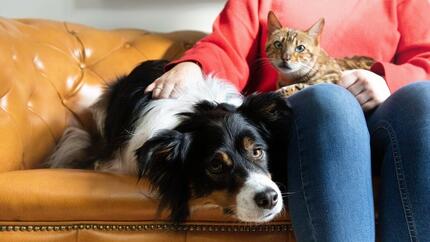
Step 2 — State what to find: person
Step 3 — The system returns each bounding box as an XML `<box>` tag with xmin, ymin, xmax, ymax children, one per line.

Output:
<box><xmin>145</xmin><ymin>1</ymin><xmax>430</xmax><ymax>241</ymax></box>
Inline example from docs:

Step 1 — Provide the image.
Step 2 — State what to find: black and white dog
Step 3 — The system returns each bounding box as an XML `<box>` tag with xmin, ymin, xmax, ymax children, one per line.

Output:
<box><xmin>48</xmin><ymin>60</ymin><xmax>291</xmax><ymax>223</ymax></box>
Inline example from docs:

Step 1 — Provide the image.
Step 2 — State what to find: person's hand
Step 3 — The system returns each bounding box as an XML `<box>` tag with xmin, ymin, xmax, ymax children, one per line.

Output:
<box><xmin>339</xmin><ymin>69</ymin><xmax>391</xmax><ymax>112</ymax></box>
<box><xmin>145</xmin><ymin>61</ymin><xmax>203</xmax><ymax>99</ymax></box>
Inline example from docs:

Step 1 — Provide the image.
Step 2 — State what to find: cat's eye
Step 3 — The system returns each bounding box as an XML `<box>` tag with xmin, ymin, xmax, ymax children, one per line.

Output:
<box><xmin>252</xmin><ymin>148</ymin><xmax>264</xmax><ymax>159</ymax></box>
<box><xmin>208</xmin><ymin>159</ymin><xmax>225</xmax><ymax>174</ymax></box>
<box><xmin>295</xmin><ymin>45</ymin><xmax>306</xmax><ymax>52</ymax></box>
<box><xmin>273</xmin><ymin>41</ymin><xmax>283</xmax><ymax>49</ymax></box>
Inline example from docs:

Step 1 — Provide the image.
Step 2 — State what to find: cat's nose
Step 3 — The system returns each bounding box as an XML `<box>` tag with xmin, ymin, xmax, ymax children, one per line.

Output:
<box><xmin>283</xmin><ymin>55</ymin><xmax>291</xmax><ymax>61</ymax></box>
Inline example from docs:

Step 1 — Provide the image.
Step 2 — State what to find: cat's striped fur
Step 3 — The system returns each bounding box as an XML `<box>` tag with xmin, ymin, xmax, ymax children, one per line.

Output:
<box><xmin>266</xmin><ymin>11</ymin><xmax>375</xmax><ymax>96</ymax></box>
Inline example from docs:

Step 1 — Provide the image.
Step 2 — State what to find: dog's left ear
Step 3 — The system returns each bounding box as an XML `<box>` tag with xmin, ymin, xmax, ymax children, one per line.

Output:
<box><xmin>135</xmin><ymin>130</ymin><xmax>191</xmax><ymax>223</ymax></box>
<box><xmin>238</xmin><ymin>92</ymin><xmax>292</xmax><ymax>130</ymax></box>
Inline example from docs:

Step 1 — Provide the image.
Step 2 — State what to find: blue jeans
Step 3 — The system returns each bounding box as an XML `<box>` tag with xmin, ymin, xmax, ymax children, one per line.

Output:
<box><xmin>286</xmin><ymin>82</ymin><xmax>430</xmax><ymax>242</ymax></box>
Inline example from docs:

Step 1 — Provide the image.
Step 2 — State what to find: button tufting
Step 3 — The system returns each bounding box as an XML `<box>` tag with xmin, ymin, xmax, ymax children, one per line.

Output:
<box><xmin>79</xmin><ymin>63</ymin><xmax>86</xmax><ymax>69</ymax></box>
<box><xmin>124</xmin><ymin>43</ymin><xmax>131</xmax><ymax>48</ymax></box>
<box><xmin>33</xmin><ymin>55</ymin><xmax>45</xmax><ymax>70</ymax></box>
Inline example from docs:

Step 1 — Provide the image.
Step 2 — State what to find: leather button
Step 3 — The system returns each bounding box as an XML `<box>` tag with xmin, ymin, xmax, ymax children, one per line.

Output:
<box><xmin>33</xmin><ymin>56</ymin><xmax>45</xmax><ymax>70</ymax></box>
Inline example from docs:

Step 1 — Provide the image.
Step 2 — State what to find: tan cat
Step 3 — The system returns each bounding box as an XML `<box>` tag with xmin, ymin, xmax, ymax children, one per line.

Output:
<box><xmin>266</xmin><ymin>11</ymin><xmax>375</xmax><ymax>96</ymax></box>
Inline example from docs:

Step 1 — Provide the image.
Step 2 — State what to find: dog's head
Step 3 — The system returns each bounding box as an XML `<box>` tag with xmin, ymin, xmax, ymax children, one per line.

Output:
<box><xmin>136</xmin><ymin>92</ymin><xmax>292</xmax><ymax>223</ymax></box>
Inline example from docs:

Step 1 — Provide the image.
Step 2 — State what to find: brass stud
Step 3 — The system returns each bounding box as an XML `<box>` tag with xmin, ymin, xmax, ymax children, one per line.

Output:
<box><xmin>0</xmin><ymin>223</ymin><xmax>291</xmax><ymax>233</ymax></box>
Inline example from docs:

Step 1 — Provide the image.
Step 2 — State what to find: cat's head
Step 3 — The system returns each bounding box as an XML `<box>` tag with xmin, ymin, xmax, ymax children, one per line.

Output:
<box><xmin>266</xmin><ymin>11</ymin><xmax>324</xmax><ymax>76</ymax></box>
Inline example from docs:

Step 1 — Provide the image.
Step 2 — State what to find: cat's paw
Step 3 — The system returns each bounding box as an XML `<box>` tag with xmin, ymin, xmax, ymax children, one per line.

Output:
<box><xmin>277</xmin><ymin>84</ymin><xmax>309</xmax><ymax>97</ymax></box>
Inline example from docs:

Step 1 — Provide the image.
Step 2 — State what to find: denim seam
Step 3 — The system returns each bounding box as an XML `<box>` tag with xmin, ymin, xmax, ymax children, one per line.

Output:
<box><xmin>372</xmin><ymin>121</ymin><xmax>418</xmax><ymax>242</ymax></box>
<box><xmin>293</xmin><ymin>119</ymin><xmax>317</xmax><ymax>242</ymax></box>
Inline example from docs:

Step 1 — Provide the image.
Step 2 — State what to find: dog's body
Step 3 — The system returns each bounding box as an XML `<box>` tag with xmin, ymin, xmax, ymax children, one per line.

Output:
<box><xmin>47</xmin><ymin>60</ymin><xmax>291</xmax><ymax>223</ymax></box>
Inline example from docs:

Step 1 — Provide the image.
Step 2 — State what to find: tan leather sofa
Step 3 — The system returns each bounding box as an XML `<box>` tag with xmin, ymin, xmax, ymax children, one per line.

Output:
<box><xmin>0</xmin><ymin>18</ymin><xmax>294</xmax><ymax>242</ymax></box>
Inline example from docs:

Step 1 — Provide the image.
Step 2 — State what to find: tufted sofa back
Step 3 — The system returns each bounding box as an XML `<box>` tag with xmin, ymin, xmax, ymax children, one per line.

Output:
<box><xmin>0</xmin><ymin>18</ymin><xmax>205</xmax><ymax>172</ymax></box>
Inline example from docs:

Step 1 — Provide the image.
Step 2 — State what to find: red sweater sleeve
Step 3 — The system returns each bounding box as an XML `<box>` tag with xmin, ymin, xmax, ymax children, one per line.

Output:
<box><xmin>168</xmin><ymin>1</ymin><xmax>261</xmax><ymax>91</ymax></box>
<box><xmin>371</xmin><ymin>0</ymin><xmax>430</xmax><ymax>92</ymax></box>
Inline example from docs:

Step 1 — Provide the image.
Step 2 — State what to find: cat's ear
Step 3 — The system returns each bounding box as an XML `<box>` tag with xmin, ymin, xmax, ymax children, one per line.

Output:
<box><xmin>306</xmin><ymin>18</ymin><xmax>325</xmax><ymax>43</ymax></box>
<box><xmin>267</xmin><ymin>11</ymin><xmax>282</xmax><ymax>35</ymax></box>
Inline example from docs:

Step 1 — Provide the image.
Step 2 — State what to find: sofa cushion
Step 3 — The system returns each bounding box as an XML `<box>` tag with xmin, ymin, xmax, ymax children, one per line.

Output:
<box><xmin>0</xmin><ymin>169</ymin><xmax>289</xmax><ymax>222</ymax></box>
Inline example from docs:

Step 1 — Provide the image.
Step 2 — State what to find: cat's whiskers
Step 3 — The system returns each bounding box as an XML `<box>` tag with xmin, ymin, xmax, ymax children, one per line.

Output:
<box><xmin>253</xmin><ymin>57</ymin><xmax>277</xmax><ymax>72</ymax></box>
<box><xmin>254</xmin><ymin>57</ymin><xmax>275</xmax><ymax>65</ymax></box>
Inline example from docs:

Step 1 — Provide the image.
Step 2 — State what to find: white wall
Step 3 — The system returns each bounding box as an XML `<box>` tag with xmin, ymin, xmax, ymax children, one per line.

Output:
<box><xmin>0</xmin><ymin>0</ymin><xmax>226</xmax><ymax>32</ymax></box>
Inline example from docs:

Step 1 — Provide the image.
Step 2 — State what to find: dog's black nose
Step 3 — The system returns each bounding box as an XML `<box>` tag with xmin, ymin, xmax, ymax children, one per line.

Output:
<box><xmin>254</xmin><ymin>188</ymin><xmax>278</xmax><ymax>209</ymax></box>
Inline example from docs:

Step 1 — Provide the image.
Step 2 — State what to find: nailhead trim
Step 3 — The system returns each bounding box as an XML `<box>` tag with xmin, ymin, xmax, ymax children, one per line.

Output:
<box><xmin>0</xmin><ymin>223</ymin><xmax>291</xmax><ymax>233</ymax></box>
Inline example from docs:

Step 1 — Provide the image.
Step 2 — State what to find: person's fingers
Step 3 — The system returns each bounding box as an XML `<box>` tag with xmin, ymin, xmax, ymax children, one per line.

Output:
<box><xmin>355</xmin><ymin>90</ymin><xmax>371</xmax><ymax>105</ymax></box>
<box><xmin>362</xmin><ymin>99</ymin><xmax>377</xmax><ymax>112</ymax></box>
<box><xmin>152</xmin><ymin>84</ymin><xmax>164</xmax><ymax>98</ymax></box>
<box><xmin>145</xmin><ymin>81</ymin><xmax>157</xmax><ymax>93</ymax></box>
<box><xmin>346</xmin><ymin>80</ymin><xmax>365</xmax><ymax>96</ymax></box>
<box><xmin>169</xmin><ymin>83</ymin><xmax>185</xmax><ymax>98</ymax></box>
<box><xmin>158</xmin><ymin>83</ymin><xmax>175</xmax><ymax>99</ymax></box>
<box><xmin>339</xmin><ymin>70</ymin><xmax>358</xmax><ymax>88</ymax></box>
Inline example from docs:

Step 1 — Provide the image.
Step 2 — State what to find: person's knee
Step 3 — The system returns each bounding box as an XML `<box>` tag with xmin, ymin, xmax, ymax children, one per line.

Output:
<box><xmin>290</xmin><ymin>83</ymin><xmax>362</xmax><ymax>120</ymax></box>
<box><xmin>289</xmin><ymin>83</ymin><xmax>367</xmax><ymax>131</ymax></box>
<box><xmin>390</xmin><ymin>82</ymin><xmax>430</xmax><ymax>112</ymax></box>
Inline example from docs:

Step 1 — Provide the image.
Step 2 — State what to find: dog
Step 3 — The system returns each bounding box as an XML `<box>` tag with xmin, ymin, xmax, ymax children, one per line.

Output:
<box><xmin>47</xmin><ymin>60</ymin><xmax>291</xmax><ymax>223</ymax></box>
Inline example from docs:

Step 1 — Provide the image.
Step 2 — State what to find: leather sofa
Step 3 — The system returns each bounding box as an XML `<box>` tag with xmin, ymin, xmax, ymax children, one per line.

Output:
<box><xmin>0</xmin><ymin>18</ymin><xmax>294</xmax><ymax>241</ymax></box>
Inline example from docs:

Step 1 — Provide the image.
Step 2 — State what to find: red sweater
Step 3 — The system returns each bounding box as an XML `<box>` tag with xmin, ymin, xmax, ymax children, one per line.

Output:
<box><xmin>170</xmin><ymin>0</ymin><xmax>430</xmax><ymax>93</ymax></box>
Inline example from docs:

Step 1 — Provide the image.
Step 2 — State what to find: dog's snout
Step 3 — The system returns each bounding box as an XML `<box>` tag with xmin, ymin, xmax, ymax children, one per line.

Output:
<box><xmin>254</xmin><ymin>188</ymin><xmax>278</xmax><ymax>209</ymax></box>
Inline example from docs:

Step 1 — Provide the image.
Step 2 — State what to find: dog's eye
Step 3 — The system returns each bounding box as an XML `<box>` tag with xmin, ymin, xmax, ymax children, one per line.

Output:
<box><xmin>208</xmin><ymin>159</ymin><xmax>224</xmax><ymax>174</ymax></box>
<box><xmin>252</xmin><ymin>148</ymin><xmax>264</xmax><ymax>159</ymax></box>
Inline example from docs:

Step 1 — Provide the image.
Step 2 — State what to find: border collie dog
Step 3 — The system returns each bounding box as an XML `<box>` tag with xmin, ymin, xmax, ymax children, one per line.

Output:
<box><xmin>48</xmin><ymin>60</ymin><xmax>291</xmax><ymax>223</ymax></box>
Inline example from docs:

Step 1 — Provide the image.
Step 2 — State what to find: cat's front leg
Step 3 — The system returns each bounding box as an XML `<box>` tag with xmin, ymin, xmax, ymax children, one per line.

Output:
<box><xmin>277</xmin><ymin>83</ymin><xmax>311</xmax><ymax>97</ymax></box>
